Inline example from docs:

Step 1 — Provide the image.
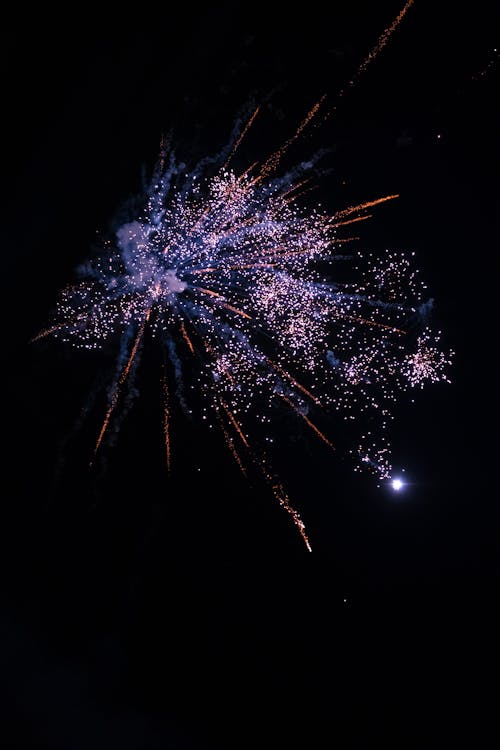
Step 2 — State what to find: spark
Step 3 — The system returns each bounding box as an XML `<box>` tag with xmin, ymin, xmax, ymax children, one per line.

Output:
<box><xmin>331</xmin><ymin>0</ymin><xmax>416</xmax><ymax>114</ymax></box>
<box><xmin>224</xmin><ymin>106</ymin><xmax>260</xmax><ymax>169</ymax></box>
<box><xmin>220</xmin><ymin>398</ymin><xmax>250</xmax><ymax>449</ymax></box>
<box><xmin>280</xmin><ymin>394</ymin><xmax>335</xmax><ymax>452</ymax></box>
<box><xmin>354</xmin><ymin>1</ymin><xmax>415</xmax><ymax>84</ymax></box>
<box><xmin>93</xmin><ymin>311</ymin><xmax>150</xmax><ymax>456</ymax></box>
<box><xmin>331</xmin><ymin>194</ymin><xmax>399</xmax><ymax>222</ymax></box>
<box><xmin>180</xmin><ymin>320</ymin><xmax>195</xmax><ymax>354</ymax></box>
<box><xmin>258</xmin><ymin>96</ymin><xmax>326</xmax><ymax>180</ymax></box>
<box><xmin>162</xmin><ymin>373</ymin><xmax>172</xmax><ymax>473</ymax></box>
<box><xmin>330</xmin><ymin>214</ymin><xmax>373</xmax><ymax>229</ymax></box>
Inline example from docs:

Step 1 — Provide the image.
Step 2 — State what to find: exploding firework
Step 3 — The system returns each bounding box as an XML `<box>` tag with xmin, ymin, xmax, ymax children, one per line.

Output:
<box><xmin>33</xmin><ymin>107</ymin><xmax>451</xmax><ymax>549</ymax></box>
<box><xmin>32</xmin><ymin>2</ymin><xmax>452</xmax><ymax>549</ymax></box>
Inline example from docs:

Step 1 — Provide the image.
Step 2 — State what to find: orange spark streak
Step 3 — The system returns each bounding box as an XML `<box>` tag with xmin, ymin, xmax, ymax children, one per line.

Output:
<box><xmin>192</xmin><ymin>262</ymin><xmax>276</xmax><ymax>274</ymax></box>
<box><xmin>332</xmin><ymin>194</ymin><xmax>398</xmax><ymax>221</ymax></box>
<box><xmin>280</xmin><ymin>178</ymin><xmax>312</xmax><ymax>200</ymax></box>
<box><xmin>333</xmin><ymin>236</ymin><xmax>360</xmax><ymax>244</ymax></box>
<box><xmin>162</xmin><ymin>373</ymin><xmax>171</xmax><ymax>473</ymax></box>
<box><xmin>283</xmin><ymin>184</ymin><xmax>319</xmax><ymax>205</ymax></box>
<box><xmin>355</xmin><ymin>0</ymin><xmax>414</xmax><ymax>82</ymax></box>
<box><xmin>216</xmin><ymin>410</ymin><xmax>247</xmax><ymax>476</ymax></box>
<box><xmin>330</xmin><ymin>214</ymin><xmax>373</xmax><ymax>229</ymax></box>
<box><xmin>273</xmin><ymin>483</ymin><xmax>312</xmax><ymax>552</ymax></box>
<box><xmin>238</xmin><ymin>160</ymin><xmax>259</xmax><ymax>179</ymax></box>
<box><xmin>94</xmin><ymin>309</ymin><xmax>151</xmax><ymax>455</ymax></box>
<box><xmin>30</xmin><ymin>310</ymin><xmax>90</xmax><ymax>342</ymax></box>
<box><xmin>259</xmin><ymin>465</ymin><xmax>311</xmax><ymax>551</ymax></box>
<box><xmin>93</xmin><ymin>397</ymin><xmax>119</xmax><ymax>458</ymax></box>
<box><xmin>120</xmin><ymin>310</ymin><xmax>151</xmax><ymax>385</ymax></box>
<box><xmin>226</xmin><ymin>263</ymin><xmax>277</xmax><ymax>271</ymax></box>
<box><xmin>257</xmin><ymin>96</ymin><xmax>326</xmax><ymax>180</ymax></box>
<box><xmin>219</xmin><ymin>399</ymin><xmax>250</xmax><ymax>448</ymax></box>
<box><xmin>339</xmin><ymin>314</ymin><xmax>405</xmax><ymax>334</ymax></box>
<box><xmin>294</xmin><ymin>95</ymin><xmax>326</xmax><ymax>139</ymax></box>
<box><xmin>221</xmin><ymin>303</ymin><xmax>252</xmax><ymax>320</ymax></box>
<box><xmin>223</xmin><ymin>106</ymin><xmax>261</xmax><ymax>169</ymax></box>
<box><xmin>331</xmin><ymin>0</ymin><xmax>415</xmax><ymax>116</ymax></box>
<box><xmin>280</xmin><ymin>394</ymin><xmax>335</xmax><ymax>451</ymax></box>
<box><xmin>195</xmin><ymin>286</ymin><xmax>225</xmax><ymax>299</ymax></box>
<box><xmin>31</xmin><ymin>323</ymin><xmax>69</xmax><ymax>342</ymax></box>
<box><xmin>180</xmin><ymin>321</ymin><xmax>195</xmax><ymax>354</ymax></box>
<box><xmin>195</xmin><ymin>287</ymin><xmax>252</xmax><ymax>320</ymax></box>
<box><xmin>267</xmin><ymin>358</ymin><xmax>321</xmax><ymax>406</ymax></box>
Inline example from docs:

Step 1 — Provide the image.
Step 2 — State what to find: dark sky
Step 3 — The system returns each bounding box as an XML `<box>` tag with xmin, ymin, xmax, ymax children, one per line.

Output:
<box><xmin>2</xmin><ymin>3</ymin><xmax>498</xmax><ymax>747</ymax></box>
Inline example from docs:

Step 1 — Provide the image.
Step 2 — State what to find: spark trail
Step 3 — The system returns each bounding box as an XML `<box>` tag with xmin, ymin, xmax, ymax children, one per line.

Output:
<box><xmin>332</xmin><ymin>0</ymin><xmax>415</xmax><ymax>113</ymax></box>
<box><xmin>353</xmin><ymin>0</ymin><xmax>415</xmax><ymax>84</ymax></box>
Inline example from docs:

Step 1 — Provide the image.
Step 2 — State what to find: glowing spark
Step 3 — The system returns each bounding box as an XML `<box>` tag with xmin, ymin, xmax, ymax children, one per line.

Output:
<box><xmin>180</xmin><ymin>321</ymin><xmax>195</xmax><ymax>354</ymax></box>
<box><xmin>216</xmin><ymin>408</ymin><xmax>247</xmax><ymax>477</ymax></box>
<box><xmin>224</xmin><ymin>105</ymin><xmax>260</xmax><ymax>169</ymax></box>
<box><xmin>194</xmin><ymin>287</ymin><xmax>253</xmax><ymax>319</ymax></box>
<box><xmin>330</xmin><ymin>214</ymin><xmax>373</xmax><ymax>229</ymax></box>
<box><xmin>94</xmin><ymin>310</ymin><xmax>150</xmax><ymax>455</ymax></box>
<box><xmin>332</xmin><ymin>194</ymin><xmax>399</xmax><ymax>222</ymax></box>
<box><xmin>162</xmin><ymin>373</ymin><xmax>171</xmax><ymax>473</ymax></box>
<box><xmin>331</xmin><ymin>0</ymin><xmax>415</xmax><ymax>114</ymax></box>
<box><xmin>220</xmin><ymin>399</ymin><xmax>250</xmax><ymax>449</ymax></box>
<box><xmin>355</xmin><ymin>0</ymin><xmax>415</xmax><ymax>82</ymax></box>
<box><xmin>338</xmin><ymin>314</ymin><xmax>405</xmax><ymax>335</ymax></box>
<box><xmin>271</xmin><ymin>481</ymin><xmax>312</xmax><ymax>553</ymax></box>
<box><xmin>267</xmin><ymin>358</ymin><xmax>322</xmax><ymax>406</ymax></box>
<box><xmin>391</xmin><ymin>478</ymin><xmax>404</xmax><ymax>491</ymax></box>
<box><xmin>258</xmin><ymin>96</ymin><xmax>326</xmax><ymax>179</ymax></box>
<box><xmin>280</xmin><ymin>394</ymin><xmax>335</xmax><ymax>452</ymax></box>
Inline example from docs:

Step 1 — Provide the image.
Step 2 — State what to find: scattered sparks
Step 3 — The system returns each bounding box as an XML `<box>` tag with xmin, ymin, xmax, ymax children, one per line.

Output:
<box><xmin>35</xmin><ymin>121</ymin><xmax>451</xmax><ymax>548</ymax></box>
<box><xmin>33</xmin><ymin>0</ymin><xmax>452</xmax><ymax>549</ymax></box>
<box><xmin>401</xmin><ymin>329</ymin><xmax>453</xmax><ymax>388</ymax></box>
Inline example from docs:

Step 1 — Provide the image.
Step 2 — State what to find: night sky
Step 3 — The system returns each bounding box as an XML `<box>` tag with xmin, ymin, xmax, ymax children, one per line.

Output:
<box><xmin>3</xmin><ymin>3</ymin><xmax>498</xmax><ymax>747</ymax></box>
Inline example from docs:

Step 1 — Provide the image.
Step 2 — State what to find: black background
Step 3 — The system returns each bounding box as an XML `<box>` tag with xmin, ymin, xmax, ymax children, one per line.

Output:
<box><xmin>2</xmin><ymin>2</ymin><xmax>498</xmax><ymax>747</ymax></box>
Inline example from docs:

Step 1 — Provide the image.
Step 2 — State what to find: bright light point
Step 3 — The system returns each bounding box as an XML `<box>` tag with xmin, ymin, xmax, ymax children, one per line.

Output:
<box><xmin>391</xmin><ymin>478</ymin><xmax>404</xmax><ymax>491</ymax></box>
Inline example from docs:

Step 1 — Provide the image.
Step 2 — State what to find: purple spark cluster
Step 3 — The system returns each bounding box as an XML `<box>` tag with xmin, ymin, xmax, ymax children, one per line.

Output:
<box><xmin>37</xmin><ymin>123</ymin><xmax>452</xmax><ymax>546</ymax></box>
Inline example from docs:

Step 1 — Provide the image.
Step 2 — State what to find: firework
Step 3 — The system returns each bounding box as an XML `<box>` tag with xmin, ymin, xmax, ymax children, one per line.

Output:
<box><xmin>33</xmin><ymin>2</ymin><xmax>452</xmax><ymax>549</ymax></box>
<box><xmin>33</xmin><ymin>109</ymin><xmax>451</xmax><ymax>549</ymax></box>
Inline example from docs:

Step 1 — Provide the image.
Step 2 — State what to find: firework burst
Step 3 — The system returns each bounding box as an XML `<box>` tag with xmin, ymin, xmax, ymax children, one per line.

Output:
<box><xmin>33</xmin><ymin>108</ymin><xmax>452</xmax><ymax>550</ymax></box>
<box><xmin>33</xmin><ymin>2</ymin><xmax>452</xmax><ymax>549</ymax></box>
